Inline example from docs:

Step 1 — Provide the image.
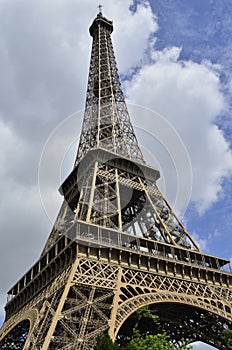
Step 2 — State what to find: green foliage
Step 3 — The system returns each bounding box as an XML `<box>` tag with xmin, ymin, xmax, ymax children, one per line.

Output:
<box><xmin>222</xmin><ymin>329</ymin><xmax>232</xmax><ymax>348</ymax></box>
<box><xmin>136</xmin><ymin>305</ymin><xmax>160</xmax><ymax>324</ymax></box>
<box><xmin>95</xmin><ymin>333</ymin><xmax>119</xmax><ymax>350</ymax></box>
<box><xmin>125</xmin><ymin>306</ymin><xmax>192</xmax><ymax>350</ymax></box>
<box><xmin>94</xmin><ymin>306</ymin><xmax>192</xmax><ymax>350</ymax></box>
<box><xmin>125</xmin><ymin>327</ymin><xmax>191</xmax><ymax>350</ymax></box>
<box><xmin>125</xmin><ymin>332</ymin><xmax>178</xmax><ymax>350</ymax></box>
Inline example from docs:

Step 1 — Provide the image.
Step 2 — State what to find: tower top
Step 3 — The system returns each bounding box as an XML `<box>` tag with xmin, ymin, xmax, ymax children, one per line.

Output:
<box><xmin>76</xmin><ymin>7</ymin><xmax>144</xmax><ymax>166</ymax></box>
<box><xmin>89</xmin><ymin>7</ymin><xmax>113</xmax><ymax>36</ymax></box>
<box><xmin>98</xmin><ymin>4</ymin><xmax>103</xmax><ymax>14</ymax></box>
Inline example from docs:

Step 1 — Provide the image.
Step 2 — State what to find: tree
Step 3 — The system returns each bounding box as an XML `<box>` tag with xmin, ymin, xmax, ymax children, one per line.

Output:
<box><xmin>125</xmin><ymin>331</ymin><xmax>184</xmax><ymax>350</ymax></box>
<box><xmin>124</xmin><ymin>306</ymin><xmax>192</xmax><ymax>350</ymax></box>
<box><xmin>94</xmin><ymin>333</ymin><xmax>120</xmax><ymax>350</ymax></box>
<box><xmin>94</xmin><ymin>307</ymin><xmax>192</xmax><ymax>350</ymax></box>
<box><xmin>222</xmin><ymin>329</ymin><xmax>232</xmax><ymax>348</ymax></box>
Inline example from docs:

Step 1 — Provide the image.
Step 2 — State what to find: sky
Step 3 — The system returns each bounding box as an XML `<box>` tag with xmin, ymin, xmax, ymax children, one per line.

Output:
<box><xmin>0</xmin><ymin>1</ymin><xmax>231</xmax><ymax>349</ymax></box>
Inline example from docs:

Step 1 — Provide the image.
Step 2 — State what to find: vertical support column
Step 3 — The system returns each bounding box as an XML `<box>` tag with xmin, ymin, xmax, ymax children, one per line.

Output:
<box><xmin>108</xmin><ymin>266</ymin><xmax>122</xmax><ymax>341</ymax></box>
<box><xmin>75</xmin><ymin>187</ymin><xmax>83</xmax><ymax>219</ymax></box>
<box><xmin>138</xmin><ymin>178</ymin><xmax>177</xmax><ymax>246</ymax></box>
<box><xmin>41</xmin><ymin>257</ymin><xmax>80</xmax><ymax>350</ymax></box>
<box><xmin>115</xmin><ymin>169</ymin><xmax>122</xmax><ymax>231</ymax></box>
<box><xmin>75</xmin><ymin>287</ymin><xmax>96</xmax><ymax>344</ymax></box>
<box><xmin>86</xmin><ymin>161</ymin><xmax>98</xmax><ymax>223</ymax></box>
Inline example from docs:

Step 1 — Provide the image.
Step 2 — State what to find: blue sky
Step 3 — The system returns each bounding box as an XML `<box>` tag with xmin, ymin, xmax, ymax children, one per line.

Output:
<box><xmin>0</xmin><ymin>1</ymin><xmax>231</xmax><ymax>349</ymax></box>
<box><xmin>148</xmin><ymin>0</ymin><xmax>232</xmax><ymax>261</ymax></box>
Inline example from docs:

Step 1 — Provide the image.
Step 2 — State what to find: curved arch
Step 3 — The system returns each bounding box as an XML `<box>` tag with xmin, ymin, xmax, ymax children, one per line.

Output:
<box><xmin>0</xmin><ymin>308</ymin><xmax>38</xmax><ymax>348</ymax></box>
<box><xmin>113</xmin><ymin>292</ymin><xmax>232</xmax><ymax>340</ymax></box>
<box><xmin>0</xmin><ymin>319</ymin><xmax>30</xmax><ymax>349</ymax></box>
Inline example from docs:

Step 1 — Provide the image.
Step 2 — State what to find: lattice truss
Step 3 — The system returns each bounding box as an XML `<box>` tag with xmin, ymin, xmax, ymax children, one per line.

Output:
<box><xmin>1</xmin><ymin>258</ymin><xmax>231</xmax><ymax>349</ymax></box>
<box><xmin>43</xmin><ymin>157</ymin><xmax>199</xmax><ymax>255</ymax></box>
<box><xmin>0</xmin><ymin>259</ymin><xmax>118</xmax><ymax>350</ymax></box>
<box><xmin>75</xmin><ymin>12</ymin><xmax>144</xmax><ymax>165</ymax></box>
<box><xmin>115</xmin><ymin>266</ymin><xmax>232</xmax><ymax>349</ymax></box>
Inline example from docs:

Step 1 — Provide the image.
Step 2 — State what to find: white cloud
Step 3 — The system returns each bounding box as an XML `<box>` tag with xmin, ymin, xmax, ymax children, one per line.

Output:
<box><xmin>152</xmin><ymin>46</ymin><xmax>182</xmax><ymax>63</ymax></box>
<box><xmin>191</xmin><ymin>232</ymin><xmax>208</xmax><ymax>251</ymax></box>
<box><xmin>0</xmin><ymin>120</ymin><xmax>50</xmax><ymax>322</ymax></box>
<box><xmin>112</xmin><ymin>1</ymin><xmax>158</xmax><ymax>72</ymax></box>
<box><xmin>125</xmin><ymin>47</ymin><xmax>232</xmax><ymax>213</ymax></box>
<box><xmin>191</xmin><ymin>342</ymin><xmax>217</xmax><ymax>349</ymax></box>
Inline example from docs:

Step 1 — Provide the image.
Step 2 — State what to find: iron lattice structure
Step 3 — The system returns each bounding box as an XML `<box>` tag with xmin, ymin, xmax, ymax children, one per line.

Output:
<box><xmin>0</xmin><ymin>10</ymin><xmax>232</xmax><ymax>350</ymax></box>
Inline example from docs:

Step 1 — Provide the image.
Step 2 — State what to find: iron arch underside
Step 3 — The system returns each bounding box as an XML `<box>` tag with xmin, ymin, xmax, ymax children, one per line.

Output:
<box><xmin>116</xmin><ymin>301</ymin><xmax>232</xmax><ymax>350</ymax></box>
<box><xmin>0</xmin><ymin>319</ymin><xmax>30</xmax><ymax>349</ymax></box>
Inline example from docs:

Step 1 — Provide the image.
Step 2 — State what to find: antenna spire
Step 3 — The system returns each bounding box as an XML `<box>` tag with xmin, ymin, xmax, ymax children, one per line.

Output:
<box><xmin>98</xmin><ymin>4</ymin><xmax>103</xmax><ymax>14</ymax></box>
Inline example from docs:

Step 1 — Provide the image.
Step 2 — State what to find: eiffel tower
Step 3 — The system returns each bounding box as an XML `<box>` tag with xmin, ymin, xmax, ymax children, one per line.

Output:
<box><xmin>0</xmin><ymin>9</ymin><xmax>232</xmax><ymax>350</ymax></box>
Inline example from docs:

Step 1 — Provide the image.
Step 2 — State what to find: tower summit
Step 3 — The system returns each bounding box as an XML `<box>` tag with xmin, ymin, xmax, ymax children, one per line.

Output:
<box><xmin>0</xmin><ymin>11</ymin><xmax>232</xmax><ymax>350</ymax></box>
<box><xmin>76</xmin><ymin>7</ymin><xmax>144</xmax><ymax>165</ymax></box>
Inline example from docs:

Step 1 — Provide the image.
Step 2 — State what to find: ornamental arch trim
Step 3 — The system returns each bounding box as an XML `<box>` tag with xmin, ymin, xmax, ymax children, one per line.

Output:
<box><xmin>0</xmin><ymin>308</ymin><xmax>38</xmax><ymax>344</ymax></box>
<box><xmin>113</xmin><ymin>291</ymin><xmax>232</xmax><ymax>340</ymax></box>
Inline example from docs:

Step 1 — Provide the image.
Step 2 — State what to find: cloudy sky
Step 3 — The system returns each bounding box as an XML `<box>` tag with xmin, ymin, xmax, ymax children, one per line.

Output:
<box><xmin>0</xmin><ymin>1</ymin><xmax>231</xmax><ymax>349</ymax></box>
